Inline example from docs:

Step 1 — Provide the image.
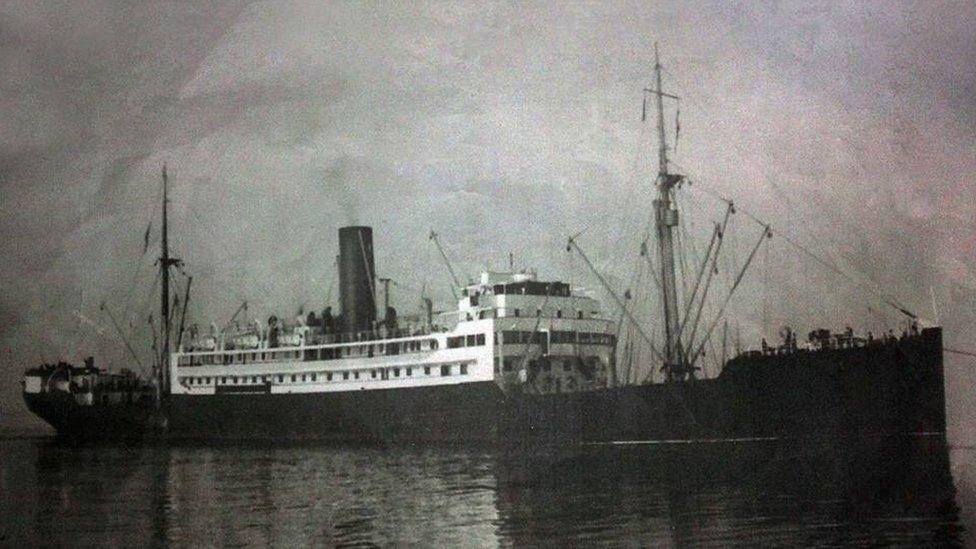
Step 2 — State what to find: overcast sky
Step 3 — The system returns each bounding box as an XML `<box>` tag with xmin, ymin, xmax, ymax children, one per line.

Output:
<box><xmin>1</xmin><ymin>1</ymin><xmax>975</xmax><ymax>433</ymax></box>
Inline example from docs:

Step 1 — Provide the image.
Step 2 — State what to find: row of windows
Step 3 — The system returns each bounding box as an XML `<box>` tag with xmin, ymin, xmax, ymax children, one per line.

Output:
<box><xmin>178</xmin><ymin>338</ymin><xmax>439</xmax><ymax>367</ymax></box>
<box><xmin>498</xmin><ymin>331</ymin><xmax>615</xmax><ymax>346</ymax></box>
<box><xmin>463</xmin><ymin>308</ymin><xmax>594</xmax><ymax>321</ymax></box>
<box><xmin>506</xmin><ymin>308</ymin><xmax>586</xmax><ymax>319</ymax></box>
<box><xmin>493</xmin><ymin>356</ymin><xmax>601</xmax><ymax>374</ymax></box>
<box><xmin>489</xmin><ymin>281</ymin><xmax>571</xmax><ymax>297</ymax></box>
<box><xmin>446</xmin><ymin>333</ymin><xmax>487</xmax><ymax>349</ymax></box>
<box><xmin>181</xmin><ymin>363</ymin><xmax>471</xmax><ymax>387</ymax></box>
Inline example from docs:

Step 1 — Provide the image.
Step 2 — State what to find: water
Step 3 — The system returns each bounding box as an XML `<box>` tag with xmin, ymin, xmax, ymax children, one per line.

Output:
<box><xmin>0</xmin><ymin>436</ymin><xmax>966</xmax><ymax>547</ymax></box>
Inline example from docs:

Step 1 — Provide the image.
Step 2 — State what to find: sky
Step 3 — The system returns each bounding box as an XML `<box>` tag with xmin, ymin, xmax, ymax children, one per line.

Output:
<box><xmin>1</xmin><ymin>1</ymin><xmax>975</xmax><ymax>436</ymax></box>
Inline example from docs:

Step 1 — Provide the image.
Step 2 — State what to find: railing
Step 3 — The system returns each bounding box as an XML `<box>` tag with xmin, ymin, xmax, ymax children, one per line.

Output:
<box><xmin>175</xmin><ymin>332</ymin><xmax>450</xmax><ymax>368</ymax></box>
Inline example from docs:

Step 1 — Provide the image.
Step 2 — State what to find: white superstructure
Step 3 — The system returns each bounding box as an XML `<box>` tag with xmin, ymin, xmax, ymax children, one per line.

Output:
<box><xmin>170</xmin><ymin>271</ymin><xmax>616</xmax><ymax>397</ymax></box>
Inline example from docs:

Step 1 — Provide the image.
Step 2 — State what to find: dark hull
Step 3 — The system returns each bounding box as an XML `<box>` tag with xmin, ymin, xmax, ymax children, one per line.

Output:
<box><xmin>28</xmin><ymin>328</ymin><xmax>946</xmax><ymax>444</ymax></box>
<box><xmin>23</xmin><ymin>391</ymin><xmax>155</xmax><ymax>442</ymax></box>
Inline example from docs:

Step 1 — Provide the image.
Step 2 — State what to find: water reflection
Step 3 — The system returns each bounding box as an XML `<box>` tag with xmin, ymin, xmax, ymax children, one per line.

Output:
<box><xmin>491</xmin><ymin>438</ymin><xmax>961</xmax><ymax>545</ymax></box>
<box><xmin>0</xmin><ymin>436</ymin><xmax>962</xmax><ymax>546</ymax></box>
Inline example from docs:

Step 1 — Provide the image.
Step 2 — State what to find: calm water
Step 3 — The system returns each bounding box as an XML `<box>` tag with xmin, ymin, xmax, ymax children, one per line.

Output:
<box><xmin>0</xmin><ymin>436</ymin><xmax>967</xmax><ymax>547</ymax></box>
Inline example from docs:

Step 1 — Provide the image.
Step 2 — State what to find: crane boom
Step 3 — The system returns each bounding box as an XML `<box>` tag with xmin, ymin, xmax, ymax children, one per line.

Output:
<box><xmin>428</xmin><ymin>230</ymin><xmax>460</xmax><ymax>300</ymax></box>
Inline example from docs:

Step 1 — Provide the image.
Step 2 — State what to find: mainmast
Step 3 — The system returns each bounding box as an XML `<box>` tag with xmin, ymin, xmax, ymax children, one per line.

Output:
<box><xmin>646</xmin><ymin>43</ymin><xmax>686</xmax><ymax>381</ymax></box>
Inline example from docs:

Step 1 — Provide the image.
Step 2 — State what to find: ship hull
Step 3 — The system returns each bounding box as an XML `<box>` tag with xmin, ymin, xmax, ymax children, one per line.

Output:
<box><xmin>23</xmin><ymin>391</ymin><xmax>155</xmax><ymax>441</ymax></box>
<box><xmin>28</xmin><ymin>329</ymin><xmax>946</xmax><ymax>444</ymax></box>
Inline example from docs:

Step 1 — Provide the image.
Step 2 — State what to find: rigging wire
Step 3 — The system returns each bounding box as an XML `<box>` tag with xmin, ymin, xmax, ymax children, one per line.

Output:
<box><xmin>568</xmin><ymin>236</ymin><xmax>665</xmax><ymax>364</ymax></box>
<box><xmin>615</xmin><ymin>251</ymin><xmax>643</xmax><ymax>384</ymax></box>
<box><xmin>946</xmin><ymin>348</ymin><xmax>976</xmax><ymax>359</ymax></box>
<box><xmin>762</xmin><ymin>233</ymin><xmax>770</xmax><ymax>337</ymax></box>
<box><xmin>680</xmin><ymin>174</ymin><xmax>918</xmax><ymax>320</ymax></box>
<box><xmin>660</xmin><ymin>62</ymin><xmax>904</xmax><ymax>308</ymax></box>
<box><xmin>690</xmin><ymin>223</ymin><xmax>772</xmax><ymax>365</ymax></box>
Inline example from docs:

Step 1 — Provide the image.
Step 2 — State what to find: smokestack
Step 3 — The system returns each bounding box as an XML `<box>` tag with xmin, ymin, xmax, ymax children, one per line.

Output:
<box><xmin>338</xmin><ymin>226</ymin><xmax>376</xmax><ymax>335</ymax></box>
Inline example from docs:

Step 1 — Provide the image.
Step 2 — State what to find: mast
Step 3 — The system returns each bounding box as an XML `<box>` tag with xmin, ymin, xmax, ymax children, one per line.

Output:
<box><xmin>647</xmin><ymin>43</ymin><xmax>685</xmax><ymax>380</ymax></box>
<box><xmin>158</xmin><ymin>165</ymin><xmax>181</xmax><ymax>401</ymax></box>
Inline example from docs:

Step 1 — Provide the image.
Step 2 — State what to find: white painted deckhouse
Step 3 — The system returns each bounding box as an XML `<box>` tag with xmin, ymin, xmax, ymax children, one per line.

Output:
<box><xmin>171</xmin><ymin>270</ymin><xmax>617</xmax><ymax>398</ymax></box>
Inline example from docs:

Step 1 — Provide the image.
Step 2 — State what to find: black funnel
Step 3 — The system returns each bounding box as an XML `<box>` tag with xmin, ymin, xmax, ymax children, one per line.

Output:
<box><xmin>338</xmin><ymin>226</ymin><xmax>376</xmax><ymax>334</ymax></box>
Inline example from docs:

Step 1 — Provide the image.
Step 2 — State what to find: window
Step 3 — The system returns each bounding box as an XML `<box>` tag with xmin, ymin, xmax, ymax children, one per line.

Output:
<box><xmin>406</xmin><ymin>367</ymin><xmax>412</xmax><ymax>376</ymax></box>
<box><xmin>278</xmin><ymin>375</ymin><xmax>284</xmax><ymax>383</ymax></box>
<box><xmin>252</xmin><ymin>376</ymin><xmax>258</xmax><ymax>383</ymax></box>
<box><xmin>476</xmin><ymin>333</ymin><xmax>485</xmax><ymax>346</ymax></box>
<box><xmin>514</xmin><ymin>308</ymin><xmax>520</xmax><ymax>317</ymax></box>
<box><xmin>431</xmin><ymin>340</ymin><xmax>438</xmax><ymax>350</ymax></box>
<box><xmin>393</xmin><ymin>368</ymin><xmax>400</xmax><ymax>377</ymax></box>
<box><xmin>460</xmin><ymin>364</ymin><xmax>468</xmax><ymax>375</ymax></box>
<box><xmin>232</xmin><ymin>376</ymin><xmax>238</xmax><ymax>384</ymax></box>
<box><xmin>466</xmin><ymin>334</ymin><xmax>476</xmax><ymax>346</ymax></box>
<box><xmin>291</xmin><ymin>375</ymin><xmax>297</xmax><ymax>382</ymax></box>
<box><xmin>578</xmin><ymin>310</ymin><xmax>584</xmax><ymax>319</ymax></box>
<box><xmin>371</xmin><ymin>370</ymin><xmax>377</xmax><ymax>379</ymax></box>
<box><xmin>327</xmin><ymin>373</ymin><xmax>333</xmax><ymax>381</ymax></box>
<box><xmin>441</xmin><ymin>365</ymin><xmax>451</xmax><ymax>376</ymax></box>
<box><xmin>556</xmin><ymin>309</ymin><xmax>562</xmax><ymax>318</ymax></box>
<box><xmin>205</xmin><ymin>377</ymin><xmax>211</xmax><ymax>384</ymax></box>
<box><xmin>448</xmin><ymin>336</ymin><xmax>464</xmax><ymax>349</ymax></box>
<box><xmin>551</xmin><ymin>331</ymin><xmax>575</xmax><ymax>344</ymax></box>
<box><xmin>343</xmin><ymin>372</ymin><xmax>349</xmax><ymax>380</ymax></box>
<box><xmin>424</xmin><ymin>366</ymin><xmax>431</xmax><ymax>375</ymax></box>
<box><xmin>301</xmin><ymin>374</ymin><xmax>307</xmax><ymax>382</ymax></box>
<box><xmin>354</xmin><ymin>371</ymin><xmax>360</xmax><ymax>379</ymax></box>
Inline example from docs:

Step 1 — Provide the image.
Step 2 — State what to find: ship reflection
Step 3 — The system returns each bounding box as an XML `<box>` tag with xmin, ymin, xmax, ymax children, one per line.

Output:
<box><xmin>491</xmin><ymin>437</ymin><xmax>961</xmax><ymax>546</ymax></box>
<box><xmin>23</xmin><ymin>436</ymin><xmax>961</xmax><ymax>546</ymax></box>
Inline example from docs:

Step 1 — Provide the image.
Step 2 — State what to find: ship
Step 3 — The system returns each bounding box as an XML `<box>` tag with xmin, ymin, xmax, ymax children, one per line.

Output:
<box><xmin>22</xmin><ymin>47</ymin><xmax>946</xmax><ymax>444</ymax></box>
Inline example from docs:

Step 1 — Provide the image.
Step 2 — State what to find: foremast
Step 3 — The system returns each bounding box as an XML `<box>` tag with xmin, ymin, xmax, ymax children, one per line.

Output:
<box><xmin>646</xmin><ymin>44</ymin><xmax>688</xmax><ymax>381</ymax></box>
<box><xmin>158</xmin><ymin>165</ymin><xmax>181</xmax><ymax>406</ymax></box>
